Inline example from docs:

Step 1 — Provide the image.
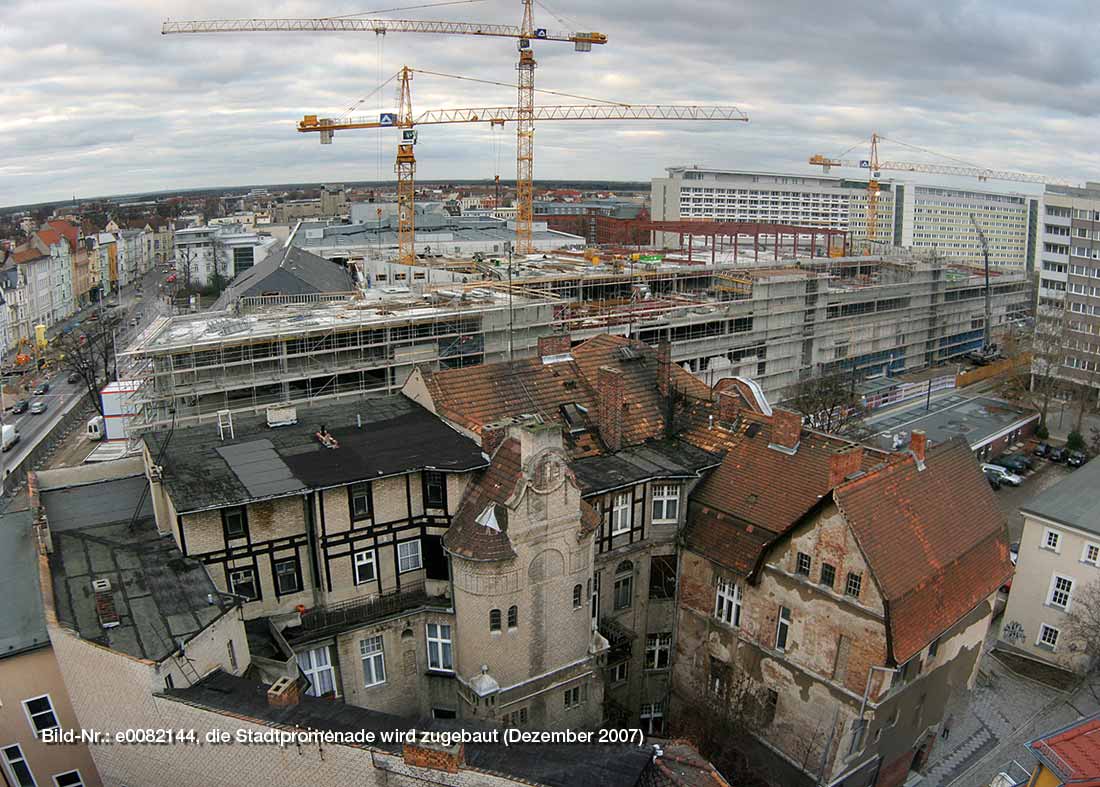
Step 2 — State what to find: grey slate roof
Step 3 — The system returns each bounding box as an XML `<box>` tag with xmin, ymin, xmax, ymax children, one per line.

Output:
<box><xmin>570</xmin><ymin>438</ymin><xmax>722</xmax><ymax>495</ymax></box>
<box><xmin>0</xmin><ymin>509</ymin><xmax>49</xmax><ymax>658</ymax></box>
<box><xmin>170</xmin><ymin>671</ymin><xmax>653</xmax><ymax>787</ymax></box>
<box><xmin>44</xmin><ymin>476</ymin><xmax>232</xmax><ymax>662</ymax></box>
<box><xmin>1020</xmin><ymin>455</ymin><xmax>1100</xmax><ymax>536</ymax></box>
<box><xmin>143</xmin><ymin>397</ymin><xmax>488</xmax><ymax>513</ymax></box>
<box><xmin>213</xmin><ymin>244</ymin><xmax>355</xmax><ymax>309</ymax></box>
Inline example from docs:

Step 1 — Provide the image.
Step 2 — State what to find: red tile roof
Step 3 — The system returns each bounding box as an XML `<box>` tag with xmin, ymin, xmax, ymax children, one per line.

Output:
<box><xmin>46</xmin><ymin>220</ymin><xmax>79</xmax><ymax>249</ymax></box>
<box><xmin>834</xmin><ymin>438</ymin><xmax>1013</xmax><ymax>663</ymax></box>
<box><xmin>12</xmin><ymin>247</ymin><xmax>44</xmax><ymax>264</ymax></box>
<box><xmin>443</xmin><ymin>438</ymin><xmax>522</xmax><ymax>561</ymax></box>
<box><xmin>1028</xmin><ymin>712</ymin><xmax>1100</xmax><ymax>786</ymax></box>
<box><xmin>416</xmin><ymin>334</ymin><xmax>711</xmax><ymax>457</ymax></box>
<box><xmin>35</xmin><ymin>227</ymin><xmax>62</xmax><ymax>247</ymax></box>
<box><xmin>680</xmin><ymin>408</ymin><xmax>883</xmax><ymax>574</ymax></box>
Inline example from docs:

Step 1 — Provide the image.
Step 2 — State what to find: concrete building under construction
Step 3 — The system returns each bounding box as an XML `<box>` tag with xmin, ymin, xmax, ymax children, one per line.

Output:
<box><xmin>122</xmin><ymin>250</ymin><xmax>1031</xmax><ymax>431</ymax></box>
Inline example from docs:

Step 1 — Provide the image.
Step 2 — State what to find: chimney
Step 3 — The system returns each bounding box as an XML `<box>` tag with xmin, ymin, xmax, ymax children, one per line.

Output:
<box><xmin>537</xmin><ymin>333</ymin><xmax>571</xmax><ymax>358</ymax></box>
<box><xmin>402</xmin><ymin>739</ymin><xmax>465</xmax><ymax>774</ymax></box>
<box><xmin>597</xmin><ymin>365</ymin><xmax>625</xmax><ymax>452</ymax></box>
<box><xmin>657</xmin><ymin>340</ymin><xmax>672</xmax><ymax>400</ymax></box>
<box><xmin>829</xmin><ymin>445</ymin><xmax>865</xmax><ymax>488</ymax></box>
<box><xmin>267</xmin><ymin>676</ymin><xmax>301</xmax><ymax>708</ymax></box>
<box><xmin>717</xmin><ymin>391</ymin><xmax>740</xmax><ymax>424</ymax></box>
<box><xmin>769</xmin><ymin>409</ymin><xmax>802</xmax><ymax>453</ymax></box>
<box><xmin>481</xmin><ymin>423</ymin><xmax>507</xmax><ymax>456</ymax></box>
<box><xmin>909</xmin><ymin>429</ymin><xmax>927</xmax><ymax>463</ymax></box>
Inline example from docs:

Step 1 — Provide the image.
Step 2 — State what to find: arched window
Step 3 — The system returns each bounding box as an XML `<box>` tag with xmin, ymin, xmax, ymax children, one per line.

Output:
<box><xmin>572</xmin><ymin>584</ymin><xmax>583</xmax><ymax>609</ymax></box>
<box><xmin>489</xmin><ymin>608</ymin><xmax>502</xmax><ymax>632</ymax></box>
<box><xmin>507</xmin><ymin>605</ymin><xmax>518</xmax><ymax>629</ymax></box>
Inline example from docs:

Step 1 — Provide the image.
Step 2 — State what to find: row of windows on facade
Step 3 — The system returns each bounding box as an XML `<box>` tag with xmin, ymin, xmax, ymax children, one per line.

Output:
<box><xmin>1028</xmin><ymin>528</ymin><xmax>1100</xmax><ymax>653</ymax></box>
<box><xmin>227</xmin><ymin>539</ymin><xmax>425</xmax><ymax>601</ymax></box>
<box><xmin>1</xmin><ymin>694</ymin><xmax>87</xmax><ymax>787</ymax></box>
<box><xmin>601</xmin><ymin>485</ymin><xmax>680</xmax><ymax>536</ymax></box>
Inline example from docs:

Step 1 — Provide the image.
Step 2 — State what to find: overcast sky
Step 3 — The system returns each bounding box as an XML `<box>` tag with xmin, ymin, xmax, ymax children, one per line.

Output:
<box><xmin>2</xmin><ymin>0</ymin><xmax>1096</xmax><ymax>207</ymax></box>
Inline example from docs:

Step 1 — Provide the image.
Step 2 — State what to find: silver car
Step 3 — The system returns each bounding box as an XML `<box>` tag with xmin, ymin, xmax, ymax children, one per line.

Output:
<box><xmin>30</xmin><ymin>399</ymin><xmax>47</xmax><ymax>415</ymax></box>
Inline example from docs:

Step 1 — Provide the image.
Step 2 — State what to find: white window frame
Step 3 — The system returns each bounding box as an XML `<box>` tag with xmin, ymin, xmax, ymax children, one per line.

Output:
<box><xmin>228</xmin><ymin>567</ymin><xmax>258</xmax><ymax>600</ymax></box>
<box><xmin>426</xmin><ymin>623</ymin><xmax>453</xmax><ymax>672</ymax></box>
<box><xmin>610</xmin><ymin>660</ymin><xmax>629</xmax><ymax>684</ymax></box>
<box><xmin>353</xmin><ymin>549</ymin><xmax>377</xmax><ymax>585</ymax></box>
<box><xmin>297</xmin><ymin>645</ymin><xmax>337</xmax><ymax>698</ymax></box>
<box><xmin>1082</xmin><ymin>542</ymin><xmax>1100</xmax><ymax>567</ymax></box>
<box><xmin>776</xmin><ymin>606</ymin><xmax>792</xmax><ymax>652</ymax></box>
<box><xmin>640</xmin><ymin>702</ymin><xmax>665</xmax><ymax>735</ymax></box>
<box><xmin>714</xmin><ymin>578</ymin><xmax>742</xmax><ymax>628</ymax></box>
<box><xmin>22</xmin><ymin>694</ymin><xmax>59</xmax><ymax>737</ymax></box>
<box><xmin>274</xmin><ymin>557</ymin><xmax>300</xmax><ymax>595</ymax></box>
<box><xmin>1042</xmin><ymin>528</ymin><xmax>1062</xmax><ymax>553</ymax></box>
<box><xmin>350</xmin><ymin>483</ymin><xmax>371</xmax><ymax>519</ymax></box>
<box><xmin>651</xmin><ymin>484</ymin><xmax>680</xmax><ymax>524</ymax></box>
<box><xmin>645</xmin><ymin>633</ymin><xmax>672</xmax><ymax>670</ymax></box>
<box><xmin>845</xmin><ymin>572</ymin><xmax>863</xmax><ymax>599</ymax></box>
<box><xmin>1</xmin><ymin>744</ymin><xmax>35</xmax><ymax>787</ymax></box>
<box><xmin>360</xmin><ymin>636</ymin><xmax>386</xmax><ymax>687</ymax></box>
<box><xmin>611</xmin><ymin>493</ymin><xmax>632</xmax><ymax>535</ymax></box>
<box><xmin>53</xmin><ymin>772</ymin><xmax>84</xmax><ymax>787</ymax></box>
<box><xmin>1048</xmin><ymin>574</ymin><xmax>1075</xmax><ymax>611</ymax></box>
<box><xmin>1038</xmin><ymin>623</ymin><xmax>1060</xmax><ymax>651</ymax></box>
<box><xmin>397</xmin><ymin>539</ymin><xmax>422</xmax><ymax>573</ymax></box>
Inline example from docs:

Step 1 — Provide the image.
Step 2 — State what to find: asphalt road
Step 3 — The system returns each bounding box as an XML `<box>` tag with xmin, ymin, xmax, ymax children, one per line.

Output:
<box><xmin>0</xmin><ymin>264</ymin><xmax>172</xmax><ymax>474</ymax></box>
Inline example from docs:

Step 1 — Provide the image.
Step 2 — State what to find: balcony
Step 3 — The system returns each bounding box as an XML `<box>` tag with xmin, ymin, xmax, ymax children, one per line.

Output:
<box><xmin>599</xmin><ymin>615</ymin><xmax>636</xmax><ymax>661</ymax></box>
<box><xmin>293</xmin><ymin>582</ymin><xmax>451</xmax><ymax>641</ymax></box>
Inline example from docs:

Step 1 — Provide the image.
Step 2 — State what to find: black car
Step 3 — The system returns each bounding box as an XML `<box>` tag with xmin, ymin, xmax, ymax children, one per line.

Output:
<box><xmin>1006</xmin><ymin>452</ymin><xmax>1035</xmax><ymax>471</ymax></box>
<box><xmin>66</xmin><ymin>371</ymin><xmax>80</xmax><ymax>384</ymax></box>
<box><xmin>11</xmin><ymin>399</ymin><xmax>28</xmax><ymax>414</ymax></box>
<box><xmin>1049</xmin><ymin>447</ymin><xmax>1069</xmax><ymax>463</ymax></box>
<box><xmin>983</xmin><ymin>469</ymin><xmax>1002</xmax><ymax>490</ymax></box>
<box><xmin>1033</xmin><ymin>442</ymin><xmax>1052</xmax><ymax>458</ymax></box>
<box><xmin>33</xmin><ymin>382</ymin><xmax>49</xmax><ymax>395</ymax></box>
<box><xmin>1068</xmin><ymin>451</ymin><xmax>1088</xmax><ymax>468</ymax></box>
<box><xmin>992</xmin><ymin>455</ymin><xmax>1030</xmax><ymax>474</ymax></box>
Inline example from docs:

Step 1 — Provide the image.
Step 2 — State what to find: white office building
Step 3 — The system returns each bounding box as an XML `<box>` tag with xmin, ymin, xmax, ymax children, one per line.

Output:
<box><xmin>174</xmin><ymin>225</ymin><xmax>278</xmax><ymax>288</ymax></box>
<box><xmin>652</xmin><ymin>167</ymin><xmax>1040</xmax><ymax>270</ymax></box>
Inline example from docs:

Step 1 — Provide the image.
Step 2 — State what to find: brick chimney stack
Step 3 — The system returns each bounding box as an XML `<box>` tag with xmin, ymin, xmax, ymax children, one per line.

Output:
<box><xmin>267</xmin><ymin>676</ymin><xmax>301</xmax><ymax>708</ymax></box>
<box><xmin>770</xmin><ymin>410</ymin><xmax>803</xmax><ymax>453</ymax></box>
<box><xmin>657</xmin><ymin>340</ymin><xmax>672</xmax><ymax>400</ymax></box>
<box><xmin>717</xmin><ymin>391</ymin><xmax>740</xmax><ymax>424</ymax></box>
<box><xmin>402</xmin><ymin>740</ymin><xmax>465</xmax><ymax>773</ymax></box>
<box><xmin>909</xmin><ymin>429</ymin><xmax>927</xmax><ymax>462</ymax></box>
<box><xmin>829</xmin><ymin>445</ymin><xmax>865</xmax><ymax>488</ymax></box>
<box><xmin>481</xmin><ymin>423</ymin><xmax>507</xmax><ymax>456</ymax></box>
<box><xmin>537</xmin><ymin>333</ymin><xmax>571</xmax><ymax>358</ymax></box>
<box><xmin>597</xmin><ymin>366</ymin><xmax>625</xmax><ymax>452</ymax></box>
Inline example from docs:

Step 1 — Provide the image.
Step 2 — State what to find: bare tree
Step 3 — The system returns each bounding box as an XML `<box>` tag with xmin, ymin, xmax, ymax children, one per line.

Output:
<box><xmin>52</xmin><ymin>314</ymin><xmax>120</xmax><ymax>416</ymax></box>
<box><xmin>1064</xmin><ymin>578</ymin><xmax>1100</xmax><ymax>701</ymax></box>
<box><xmin>1029</xmin><ymin>308</ymin><xmax>1069</xmax><ymax>434</ymax></box>
<box><xmin>786</xmin><ymin>370</ymin><xmax>868</xmax><ymax>437</ymax></box>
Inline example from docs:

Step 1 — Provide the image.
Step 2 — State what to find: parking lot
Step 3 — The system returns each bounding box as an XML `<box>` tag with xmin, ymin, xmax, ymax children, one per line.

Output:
<box><xmin>987</xmin><ymin>453</ymin><xmax>1074</xmax><ymax>543</ymax></box>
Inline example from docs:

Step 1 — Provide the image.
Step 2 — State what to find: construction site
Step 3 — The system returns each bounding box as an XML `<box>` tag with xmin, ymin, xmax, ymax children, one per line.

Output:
<box><xmin>121</xmin><ymin>236</ymin><xmax>1032</xmax><ymax>429</ymax></box>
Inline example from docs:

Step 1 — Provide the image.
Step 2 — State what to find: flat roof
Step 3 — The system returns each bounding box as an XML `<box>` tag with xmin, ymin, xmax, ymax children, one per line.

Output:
<box><xmin>865</xmin><ymin>393</ymin><xmax>1038</xmax><ymax>453</ymax></box>
<box><xmin>169</xmin><ymin>671</ymin><xmax>653</xmax><ymax>787</ymax></box>
<box><xmin>45</xmin><ymin>476</ymin><xmax>231</xmax><ymax>662</ymax></box>
<box><xmin>0</xmin><ymin>508</ymin><xmax>49</xmax><ymax>658</ymax></box>
<box><xmin>571</xmin><ymin>438</ymin><xmax>721</xmax><ymax>495</ymax></box>
<box><xmin>144</xmin><ymin>397</ymin><xmax>488</xmax><ymax>513</ymax></box>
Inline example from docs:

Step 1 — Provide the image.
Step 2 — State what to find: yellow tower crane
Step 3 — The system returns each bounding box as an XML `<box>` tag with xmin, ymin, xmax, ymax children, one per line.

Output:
<box><xmin>809</xmin><ymin>132</ymin><xmax>1078</xmax><ymax>251</ymax></box>
<box><xmin>162</xmin><ymin>1</ymin><xmax>607</xmax><ymax>259</ymax></box>
<box><xmin>298</xmin><ymin>66</ymin><xmax>747</xmax><ymax>262</ymax></box>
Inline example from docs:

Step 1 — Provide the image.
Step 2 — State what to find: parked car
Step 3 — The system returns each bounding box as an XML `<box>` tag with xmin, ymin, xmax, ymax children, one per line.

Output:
<box><xmin>983</xmin><ymin>469</ymin><xmax>1002</xmax><ymax>490</ymax></box>
<box><xmin>1067</xmin><ymin>451</ymin><xmax>1088</xmax><ymax>468</ymax></box>
<box><xmin>30</xmin><ymin>399</ymin><xmax>48</xmax><ymax>415</ymax></box>
<box><xmin>11</xmin><ymin>399</ymin><xmax>28</xmax><ymax>414</ymax></box>
<box><xmin>981</xmin><ymin>463</ymin><xmax>1023</xmax><ymax>486</ymax></box>
<box><xmin>67</xmin><ymin>371</ymin><xmax>80</xmax><ymax>384</ymax></box>
<box><xmin>33</xmin><ymin>382</ymin><xmax>49</xmax><ymax>395</ymax></box>
<box><xmin>1049</xmin><ymin>447</ymin><xmax>1069</xmax><ymax>463</ymax></box>
<box><xmin>1033</xmin><ymin>442</ymin><xmax>1052</xmax><ymax>458</ymax></box>
<box><xmin>991</xmin><ymin>454</ymin><xmax>1030</xmax><ymax>474</ymax></box>
<box><xmin>165</xmin><ymin>273</ymin><xmax>177</xmax><ymax>283</ymax></box>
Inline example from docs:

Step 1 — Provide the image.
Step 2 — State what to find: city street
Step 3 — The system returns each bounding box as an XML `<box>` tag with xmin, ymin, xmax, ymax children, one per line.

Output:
<box><xmin>0</xmin><ymin>264</ymin><xmax>170</xmax><ymax>476</ymax></box>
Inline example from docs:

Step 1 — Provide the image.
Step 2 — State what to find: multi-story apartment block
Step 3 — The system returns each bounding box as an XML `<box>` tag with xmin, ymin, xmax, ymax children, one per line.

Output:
<box><xmin>174</xmin><ymin>224</ymin><xmax>278</xmax><ymax>288</ymax></box>
<box><xmin>1</xmin><ymin>508</ymin><xmax>101</xmax><ymax>787</ymax></box>
<box><xmin>999</xmin><ymin>456</ymin><xmax>1100</xmax><ymax>671</ymax></box>
<box><xmin>653</xmin><ymin>167</ymin><xmax>1040</xmax><ymax>270</ymax></box>
<box><xmin>90</xmin><ymin>232</ymin><xmax>117</xmax><ymax>297</ymax></box>
<box><xmin>36</xmin><ymin>332</ymin><xmax>1011</xmax><ymax>787</ymax></box>
<box><xmin>140</xmin><ymin>217</ymin><xmax>174</xmax><ymax>267</ymax></box>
